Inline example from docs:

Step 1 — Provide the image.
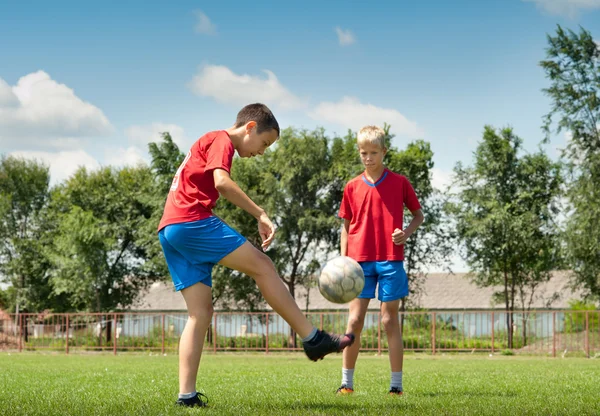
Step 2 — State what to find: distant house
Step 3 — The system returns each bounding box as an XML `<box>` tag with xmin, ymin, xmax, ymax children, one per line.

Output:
<box><xmin>123</xmin><ymin>271</ymin><xmax>588</xmax><ymax>341</ymax></box>
<box><xmin>131</xmin><ymin>271</ymin><xmax>584</xmax><ymax>312</ymax></box>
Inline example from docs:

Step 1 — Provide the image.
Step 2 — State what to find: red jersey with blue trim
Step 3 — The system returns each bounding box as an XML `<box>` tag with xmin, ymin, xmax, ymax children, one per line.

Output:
<box><xmin>338</xmin><ymin>168</ymin><xmax>421</xmax><ymax>261</ymax></box>
<box><xmin>158</xmin><ymin>131</ymin><xmax>235</xmax><ymax>231</ymax></box>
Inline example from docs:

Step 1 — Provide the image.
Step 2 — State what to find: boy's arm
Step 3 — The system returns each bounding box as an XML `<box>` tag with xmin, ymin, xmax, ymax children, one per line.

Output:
<box><xmin>340</xmin><ymin>219</ymin><xmax>350</xmax><ymax>256</ymax></box>
<box><xmin>213</xmin><ymin>168</ymin><xmax>274</xmax><ymax>249</ymax></box>
<box><xmin>392</xmin><ymin>209</ymin><xmax>424</xmax><ymax>245</ymax></box>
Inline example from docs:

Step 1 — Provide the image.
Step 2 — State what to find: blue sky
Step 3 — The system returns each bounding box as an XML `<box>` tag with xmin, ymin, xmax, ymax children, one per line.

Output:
<box><xmin>1</xmin><ymin>0</ymin><xmax>600</xmax><ymax>271</ymax></box>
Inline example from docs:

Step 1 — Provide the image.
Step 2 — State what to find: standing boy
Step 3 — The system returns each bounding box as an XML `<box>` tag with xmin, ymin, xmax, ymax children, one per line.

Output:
<box><xmin>337</xmin><ymin>125</ymin><xmax>424</xmax><ymax>396</ymax></box>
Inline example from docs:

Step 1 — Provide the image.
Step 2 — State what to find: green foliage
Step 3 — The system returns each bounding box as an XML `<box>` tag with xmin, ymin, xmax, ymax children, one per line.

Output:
<box><xmin>563</xmin><ymin>300</ymin><xmax>599</xmax><ymax>333</ymax></box>
<box><xmin>0</xmin><ymin>155</ymin><xmax>67</xmax><ymax>312</ymax></box>
<box><xmin>540</xmin><ymin>25</ymin><xmax>600</xmax><ymax>300</ymax></box>
<box><xmin>46</xmin><ymin>165</ymin><xmax>161</xmax><ymax>312</ymax></box>
<box><xmin>449</xmin><ymin>126</ymin><xmax>562</xmax><ymax>347</ymax></box>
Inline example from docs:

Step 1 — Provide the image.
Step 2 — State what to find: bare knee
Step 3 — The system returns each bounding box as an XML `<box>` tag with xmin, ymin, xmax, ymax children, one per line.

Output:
<box><xmin>247</xmin><ymin>252</ymin><xmax>277</xmax><ymax>282</ymax></box>
<box><xmin>188</xmin><ymin>304</ymin><xmax>214</xmax><ymax>324</ymax></box>
<box><xmin>348</xmin><ymin>315</ymin><xmax>366</xmax><ymax>334</ymax></box>
<box><xmin>381</xmin><ymin>312</ymin><xmax>400</xmax><ymax>333</ymax></box>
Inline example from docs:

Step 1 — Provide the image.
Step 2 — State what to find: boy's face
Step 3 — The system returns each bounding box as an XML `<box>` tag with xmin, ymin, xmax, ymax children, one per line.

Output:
<box><xmin>239</xmin><ymin>122</ymin><xmax>278</xmax><ymax>158</ymax></box>
<box><xmin>358</xmin><ymin>142</ymin><xmax>386</xmax><ymax>169</ymax></box>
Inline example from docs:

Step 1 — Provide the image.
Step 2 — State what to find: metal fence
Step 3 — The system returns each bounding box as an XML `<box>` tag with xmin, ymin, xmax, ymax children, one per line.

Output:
<box><xmin>1</xmin><ymin>310</ymin><xmax>598</xmax><ymax>357</ymax></box>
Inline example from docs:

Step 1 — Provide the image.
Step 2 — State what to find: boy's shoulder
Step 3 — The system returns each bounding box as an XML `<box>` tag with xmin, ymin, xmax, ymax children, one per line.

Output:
<box><xmin>385</xmin><ymin>169</ymin><xmax>410</xmax><ymax>182</ymax></box>
<box><xmin>191</xmin><ymin>130</ymin><xmax>231</xmax><ymax>149</ymax></box>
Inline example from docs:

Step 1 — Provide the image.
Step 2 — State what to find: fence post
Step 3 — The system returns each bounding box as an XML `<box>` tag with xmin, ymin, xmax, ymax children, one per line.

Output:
<box><xmin>18</xmin><ymin>314</ymin><xmax>22</xmax><ymax>353</ymax></box>
<box><xmin>432</xmin><ymin>312</ymin><xmax>436</xmax><ymax>355</ymax></box>
<box><xmin>377</xmin><ymin>311</ymin><xmax>382</xmax><ymax>356</ymax></box>
<box><xmin>213</xmin><ymin>313</ymin><xmax>217</xmax><ymax>353</ymax></box>
<box><xmin>265</xmin><ymin>313</ymin><xmax>269</xmax><ymax>355</ymax></box>
<box><xmin>552</xmin><ymin>311</ymin><xmax>556</xmax><ymax>358</ymax></box>
<box><xmin>66</xmin><ymin>315</ymin><xmax>70</xmax><ymax>355</ymax></box>
<box><xmin>162</xmin><ymin>314</ymin><xmax>165</xmax><ymax>355</ymax></box>
<box><xmin>491</xmin><ymin>311</ymin><xmax>495</xmax><ymax>354</ymax></box>
<box><xmin>585</xmin><ymin>311</ymin><xmax>589</xmax><ymax>358</ymax></box>
<box><xmin>113</xmin><ymin>313</ymin><xmax>117</xmax><ymax>356</ymax></box>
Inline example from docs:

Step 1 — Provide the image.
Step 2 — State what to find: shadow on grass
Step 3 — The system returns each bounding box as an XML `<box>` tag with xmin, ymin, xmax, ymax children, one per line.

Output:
<box><xmin>419</xmin><ymin>390</ymin><xmax>518</xmax><ymax>398</ymax></box>
<box><xmin>287</xmin><ymin>400</ymin><xmax>416</xmax><ymax>412</ymax></box>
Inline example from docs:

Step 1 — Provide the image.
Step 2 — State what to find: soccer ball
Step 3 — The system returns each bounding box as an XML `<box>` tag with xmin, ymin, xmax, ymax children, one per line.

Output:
<box><xmin>318</xmin><ymin>256</ymin><xmax>365</xmax><ymax>304</ymax></box>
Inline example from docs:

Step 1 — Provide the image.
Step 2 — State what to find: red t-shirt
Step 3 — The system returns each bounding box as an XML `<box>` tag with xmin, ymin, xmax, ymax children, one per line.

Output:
<box><xmin>338</xmin><ymin>168</ymin><xmax>421</xmax><ymax>262</ymax></box>
<box><xmin>158</xmin><ymin>131</ymin><xmax>235</xmax><ymax>231</ymax></box>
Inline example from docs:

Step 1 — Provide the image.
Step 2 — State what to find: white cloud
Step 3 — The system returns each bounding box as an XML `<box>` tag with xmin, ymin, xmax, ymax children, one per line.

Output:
<box><xmin>431</xmin><ymin>168</ymin><xmax>455</xmax><ymax>192</ymax></box>
<box><xmin>309</xmin><ymin>96</ymin><xmax>423</xmax><ymax>138</ymax></box>
<box><xmin>0</xmin><ymin>71</ymin><xmax>112</xmax><ymax>150</ymax></box>
<box><xmin>335</xmin><ymin>27</ymin><xmax>356</xmax><ymax>46</ymax></box>
<box><xmin>189</xmin><ymin>65</ymin><xmax>307</xmax><ymax>110</ymax></box>
<box><xmin>109</xmin><ymin>123</ymin><xmax>190</xmax><ymax>168</ymax></box>
<box><xmin>9</xmin><ymin>149</ymin><xmax>100</xmax><ymax>186</ymax></box>
<box><xmin>0</xmin><ymin>78</ymin><xmax>19</xmax><ymax>107</ymax></box>
<box><xmin>104</xmin><ymin>146</ymin><xmax>148</xmax><ymax>168</ymax></box>
<box><xmin>522</xmin><ymin>0</ymin><xmax>600</xmax><ymax>18</ymax></box>
<box><xmin>194</xmin><ymin>10</ymin><xmax>216</xmax><ymax>35</ymax></box>
<box><xmin>125</xmin><ymin>123</ymin><xmax>188</xmax><ymax>149</ymax></box>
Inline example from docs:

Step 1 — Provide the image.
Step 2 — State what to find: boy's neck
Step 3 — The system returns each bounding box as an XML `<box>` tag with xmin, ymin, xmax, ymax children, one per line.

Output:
<box><xmin>225</xmin><ymin>126</ymin><xmax>244</xmax><ymax>150</ymax></box>
<box><xmin>364</xmin><ymin>165</ymin><xmax>386</xmax><ymax>182</ymax></box>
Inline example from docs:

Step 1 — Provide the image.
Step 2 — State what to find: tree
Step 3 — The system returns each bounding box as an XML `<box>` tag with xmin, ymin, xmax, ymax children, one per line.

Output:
<box><xmin>386</xmin><ymin>139</ymin><xmax>456</xmax><ymax>312</ymax></box>
<box><xmin>450</xmin><ymin>126</ymin><xmax>562</xmax><ymax>347</ymax></box>
<box><xmin>46</xmin><ymin>165</ymin><xmax>160</xmax><ymax>312</ymax></box>
<box><xmin>540</xmin><ymin>25</ymin><xmax>600</xmax><ymax>300</ymax></box>
<box><xmin>0</xmin><ymin>155</ymin><xmax>67</xmax><ymax>313</ymax></box>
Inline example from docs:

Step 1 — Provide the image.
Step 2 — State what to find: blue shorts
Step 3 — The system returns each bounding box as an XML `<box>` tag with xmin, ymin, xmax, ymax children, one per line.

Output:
<box><xmin>158</xmin><ymin>216</ymin><xmax>246</xmax><ymax>291</ymax></box>
<box><xmin>357</xmin><ymin>261</ymin><xmax>408</xmax><ymax>302</ymax></box>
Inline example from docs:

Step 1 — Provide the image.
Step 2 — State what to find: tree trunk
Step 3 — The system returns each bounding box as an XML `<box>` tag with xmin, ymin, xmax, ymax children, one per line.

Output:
<box><xmin>288</xmin><ymin>282</ymin><xmax>297</xmax><ymax>349</ymax></box>
<box><xmin>504</xmin><ymin>269</ymin><xmax>513</xmax><ymax>349</ymax></box>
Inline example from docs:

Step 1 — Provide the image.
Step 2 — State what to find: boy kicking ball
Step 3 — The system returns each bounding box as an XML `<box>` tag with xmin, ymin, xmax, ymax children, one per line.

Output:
<box><xmin>157</xmin><ymin>103</ymin><xmax>355</xmax><ymax>408</ymax></box>
<box><xmin>337</xmin><ymin>125</ymin><xmax>424</xmax><ymax>396</ymax></box>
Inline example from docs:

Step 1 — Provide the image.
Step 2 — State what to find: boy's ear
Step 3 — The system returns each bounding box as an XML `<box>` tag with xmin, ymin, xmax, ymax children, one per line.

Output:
<box><xmin>245</xmin><ymin>121</ymin><xmax>257</xmax><ymax>134</ymax></box>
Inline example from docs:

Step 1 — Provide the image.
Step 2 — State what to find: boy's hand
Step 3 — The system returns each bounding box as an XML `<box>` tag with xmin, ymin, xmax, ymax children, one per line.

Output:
<box><xmin>392</xmin><ymin>228</ymin><xmax>409</xmax><ymax>245</ymax></box>
<box><xmin>258</xmin><ymin>212</ymin><xmax>275</xmax><ymax>251</ymax></box>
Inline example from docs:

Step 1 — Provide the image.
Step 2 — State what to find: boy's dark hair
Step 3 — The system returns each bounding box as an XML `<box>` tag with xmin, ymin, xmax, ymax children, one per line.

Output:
<box><xmin>235</xmin><ymin>103</ymin><xmax>280</xmax><ymax>137</ymax></box>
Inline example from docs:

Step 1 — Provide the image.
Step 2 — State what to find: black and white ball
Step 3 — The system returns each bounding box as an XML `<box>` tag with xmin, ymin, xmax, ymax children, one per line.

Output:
<box><xmin>318</xmin><ymin>256</ymin><xmax>365</xmax><ymax>304</ymax></box>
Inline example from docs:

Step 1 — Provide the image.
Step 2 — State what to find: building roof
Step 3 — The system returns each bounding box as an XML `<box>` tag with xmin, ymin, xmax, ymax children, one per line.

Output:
<box><xmin>131</xmin><ymin>271</ymin><xmax>585</xmax><ymax>312</ymax></box>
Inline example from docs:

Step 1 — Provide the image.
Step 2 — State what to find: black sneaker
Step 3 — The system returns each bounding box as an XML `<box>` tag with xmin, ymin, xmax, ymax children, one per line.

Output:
<box><xmin>389</xmin><ymin>387</ymin><xmax>403</xmax><ymax>396</ymax></box>
<box><xmin>175</xmin><ymin>392</ymin><xmax>208</xmax><ymax>407</ymax></box>
<box><xmin>302</xmin><ymin>330</ymin><xmax>355</xmax><ymax>361</ymax></box>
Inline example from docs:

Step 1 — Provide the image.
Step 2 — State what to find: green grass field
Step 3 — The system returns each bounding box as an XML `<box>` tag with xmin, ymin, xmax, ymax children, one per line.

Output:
<box><xmin>1</xmin><ymin>352</ymin><xmax>599</xmax><ymax>416</ymax></box>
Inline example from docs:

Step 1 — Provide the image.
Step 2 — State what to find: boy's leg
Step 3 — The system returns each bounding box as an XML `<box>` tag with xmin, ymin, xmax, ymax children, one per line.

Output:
<box><xmin>342</xmin><ymin>298</ymin><xmax>371</xmax><ymax>370</ymax></box>
<box><xmin>381</xmin><ymin>300</ymin><xmax>403</xmax><ymax>394</ymax></box>
<box><xmin>338</xmin><ymin>297</ymin><xmax>370</xmax><ymax>392</ymax></box>
<box><xmin>381</xmin><ymin>299</ymin><xmax>403</xmax><ymax>373</ymax></box>
<box><xmin>377</xmin><ymin>261</ymin><xmax>407</xmax><ymax>394</ymax></box>
<box><xmin>178</xmin><ymin>282</ymin><xmax>213</xmax><ymax>395</ymax></box>
<box><xmin>218</xmin><ymin>241</ymin><xmax>313</xmax><ymax>337</ymax></box>
<box><xmin>218</xmin><ymin>241</ymin><xmax>354</xmax><ymax>359</ymax></box>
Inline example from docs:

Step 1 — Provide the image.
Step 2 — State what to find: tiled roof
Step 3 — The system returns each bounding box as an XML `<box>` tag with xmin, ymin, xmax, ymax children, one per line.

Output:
<box><xmin>131</xmin><ymin>271</ymin><xmax>585</xmax><ymax>311</ymax></box>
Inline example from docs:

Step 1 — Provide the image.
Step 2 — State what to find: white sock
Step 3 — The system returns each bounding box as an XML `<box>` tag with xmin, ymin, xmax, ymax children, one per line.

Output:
<box><xmin>341</xmin><ymin>368</ymin><xmax>355</xmax><ymax>389</ymax></box>
<box><xmin>178</xmin><ymin>391</ymin><xmax>197</xmax><ymax>399</ymax></box>
<box><xmin>302</xmin><ymin>327</ymin><xmax>318</xmax><ymax>343</ymax></box>
<box><xmin>391</xmin><ymin>371</ymin><xmax>403</xmax><ymax>391</ymax></box>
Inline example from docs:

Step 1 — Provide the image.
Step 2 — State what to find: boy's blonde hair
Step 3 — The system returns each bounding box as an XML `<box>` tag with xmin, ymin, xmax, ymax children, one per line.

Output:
<box><xmin>357</xmin><ymin>125</ymin><xmax>386</xmax><ymax>149</ymax></box>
